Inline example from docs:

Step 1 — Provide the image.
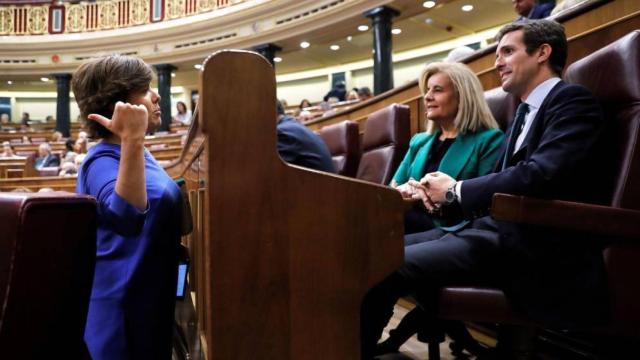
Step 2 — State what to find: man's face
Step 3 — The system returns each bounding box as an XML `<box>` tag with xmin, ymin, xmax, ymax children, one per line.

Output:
<box><xmin>495</xmin><ymin>29</ymin><xmax>541</xmax><ymax>99</ymax></box>
<box><xmin>512</xmin><ymin>0</ymin><xmax>535</xmax><ymax>17</ymax></box>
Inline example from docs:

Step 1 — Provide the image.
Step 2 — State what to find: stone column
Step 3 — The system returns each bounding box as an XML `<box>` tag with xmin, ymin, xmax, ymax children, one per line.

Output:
<box><xmin>53</xmin><ymin>73</ymin><xmax>71</xmax><ymax>137</ymax></box>
<box><xmin>154</xmin><ymin>64</ymin><xmax>176</xmax><ymax>132</ymax></box>
<box><xmin>253</xmin><ymin>43</ymin><xmax>282</xmax><ymax>66</ymax></box>
<box><xmin>364</xmin><ymin>6</ymin><xmax>400</xmax><ymax>95</ymax></box>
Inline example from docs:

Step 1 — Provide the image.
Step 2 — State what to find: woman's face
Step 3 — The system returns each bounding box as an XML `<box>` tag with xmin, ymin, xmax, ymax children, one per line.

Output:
<box><xmin>423</xmin><ymin>72</ymin><xmax>458</xmax><ymax>124</ymax></box>
<box><xmin>177</xmin><ymin>102</ymin><xmax>186</xmax><ymax>113</ymax></box>
<box><xmin>128</xmin><ymin>87</ymin><xmax>161</xmax><ymax>132</ymax></box>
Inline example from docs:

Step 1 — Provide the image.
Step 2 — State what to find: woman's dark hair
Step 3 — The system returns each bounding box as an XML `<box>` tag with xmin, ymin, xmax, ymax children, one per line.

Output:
<box><xmin>65</xmin><ymin>138</ymin><xmax>75</xmax><ymax>152</ymax></box>
<box><xmin>71</xmin><ymin>55</ymin><xmax>153</xmax><ymax>139</ymax></box>
<box><xmin>176</xmin><ymin>101</ymin><xmax>187</xmax><ymax>113</ymax></box>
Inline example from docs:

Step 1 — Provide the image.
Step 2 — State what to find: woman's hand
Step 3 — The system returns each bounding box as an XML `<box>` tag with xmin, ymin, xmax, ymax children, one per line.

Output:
<box><xmin>88</xmin><ymin>101</ymin><xmax>148</xmax><ymax>142</ymax></box>
<box><xmin>395</xmin><ymin>182</ymin><xmax>415</xmax><ymax>199</ymax></box>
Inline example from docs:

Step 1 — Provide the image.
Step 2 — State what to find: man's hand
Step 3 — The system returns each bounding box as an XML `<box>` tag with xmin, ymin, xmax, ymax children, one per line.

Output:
<box><xmin>420</xmin><ymin>171</ymin><xmax>456</xmax><ymax>208</ymax></box>
<box><xmin>394</xmin><ymin>181</ymin><xmax>416</xmax><ymax>199</ymax></box>
<box><xmin>407</xmin><ymin>178</ymin><xmax>438</xmax><ymax>211</ymax></box>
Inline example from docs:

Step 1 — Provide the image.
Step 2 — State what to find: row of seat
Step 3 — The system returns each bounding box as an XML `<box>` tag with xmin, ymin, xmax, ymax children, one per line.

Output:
<box><xmin>318</xmin><ymin>103</ymin><xmax>411</xmax><ymax>185</ymax></box>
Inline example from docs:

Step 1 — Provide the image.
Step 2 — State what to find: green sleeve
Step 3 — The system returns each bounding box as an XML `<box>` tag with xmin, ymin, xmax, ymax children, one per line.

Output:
<box><xmin>477</xmin><ymin>129</ymin><xmax>505</xmax><ymax>176</ymax></box>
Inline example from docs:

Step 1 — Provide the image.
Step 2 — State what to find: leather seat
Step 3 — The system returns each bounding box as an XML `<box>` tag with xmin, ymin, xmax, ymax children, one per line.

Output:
<box><xmin>0</xmin><ymin>192</ymin><xmax>96</xmax><ymax>359</ymax></box>
<box><xmin>430</xmin><ymin>30</ymin><xmax>640</xmax><ymax>358</ymax></box>
<box><xmin>318</xmin><ymin>120</ymin><xmax>361</xmax><ymax>177</ymax></box>
<box><xmin>356</xmin><ymin>104</ymin><xmax>410</xmax><ymax>184</ymax></box>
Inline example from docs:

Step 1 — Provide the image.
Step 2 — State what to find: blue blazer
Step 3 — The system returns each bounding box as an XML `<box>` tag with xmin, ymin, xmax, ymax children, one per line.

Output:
<box><xmin>277</xmin><ymin>116</ymin><xmax>335</xmax><ymax>173</ymax></box>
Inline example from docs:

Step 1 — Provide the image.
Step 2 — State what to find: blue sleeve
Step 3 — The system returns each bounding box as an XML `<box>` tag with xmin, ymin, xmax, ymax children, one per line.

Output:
<box><xmin>277</xmin><ymin>126</ymin><xmax>301</xmax><ymax>164</ymax></box>
<box><xmin>84</xmin><ymin>153</ymin><xmax>149</xmax><ymax>236</ymax></box>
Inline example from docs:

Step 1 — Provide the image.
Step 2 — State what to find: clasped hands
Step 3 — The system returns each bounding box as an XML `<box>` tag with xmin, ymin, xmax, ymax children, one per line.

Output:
<box><xmin>395</xmin><ymin>171</ymin><xmax>456</xmax><ymax>213</ymax></box>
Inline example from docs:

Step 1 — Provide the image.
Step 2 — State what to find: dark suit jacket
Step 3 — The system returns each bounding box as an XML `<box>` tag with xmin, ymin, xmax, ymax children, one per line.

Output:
<box><xmin>517</xmin><ymin>2</ymin><xmax>555</xmax><ymax>20</ymax></box>
<box><xmin>36</xmin><ymin>154</ymin><xmax>61</xmax><ymax>168</ymax></box>
<box><xmin>277</xmin><ymin>116</ymin><xmax>335</xmax><ymax>173</ymax></box>
<box><xmin>461</xmin><ymin>81</ymin><xmax>609</xmax><ymax>328</ymax></box>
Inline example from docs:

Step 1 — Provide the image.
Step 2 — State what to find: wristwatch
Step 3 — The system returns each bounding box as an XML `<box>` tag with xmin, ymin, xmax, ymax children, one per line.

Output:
<box><xmin>444</xmin><ymin>183</ymin><xmax>458</xmax><ymax>205</ymax></box>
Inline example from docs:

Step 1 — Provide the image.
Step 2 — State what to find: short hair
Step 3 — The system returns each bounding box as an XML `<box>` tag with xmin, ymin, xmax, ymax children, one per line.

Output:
<box><xmin>496</xmin><ymin>19</ymin><xmax>567</xmax><ymax>76</ymax></box>
<box><xmin>419</xmin><ymin>62</ymin><xmax>499</xmax><ymax>134</ymax></box>
<box><xmin>276</xmin><ymin>99</ymin><xmax>285</xmax><ymax>116</ymax></box>
<box><xmin>71</xmin><ymin>55</ymin><xmax>153</xmax><ymax>139</ymax></box>
<box><xmin>357</xmin><ymin>87</ymin><xmax>372</xmax><ymax>97</ymax></box>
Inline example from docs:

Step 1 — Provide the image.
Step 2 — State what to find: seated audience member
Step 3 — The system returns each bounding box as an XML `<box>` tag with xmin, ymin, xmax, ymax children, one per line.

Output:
<box><xmin>298</xmin><ymin>110</ymin><xmax>314</xmax><ymax>123</ymax></box>
<box><xmin>357</xmin><ymin>86</ymin><xmax>373</xmax><ymax>101</ymax></box>
<box><xmin>34</xmin><ymin>142</ymin><xmax>60</xmax><ymax>169</ymax></box>
<box><xmin>323</xmin><ymin>81</ymin><xmax>347</xmax><ymax>102</ymax></box>
<box><xmin>173</xmin><ymin>101</ymin><xmax>192</xmax><ymax>125</ymax></box>
<box><xmin>1</xmin><ymin>113</ymin><xmax>9</xmax><ymax>124</ymax></box>
<box><xmin>58</xmin><ymin>161</ymin><xmax>78</xmax><ymax>177</ymax></box>
<box><xmin>21</xmin><ymin>135</ymin><xmax>30</xmax><ymax>144</ymax></box>
<box><xmin>513</xmin><ymin>0</ymin><xmax>555</xmax><ymax>21</ymax></box>
<box><xmin>276</xmin><ymin>100</ymin><xmax>335</xmax><ymax>173</ymax></box>
<box><xmin>63</xmin><ymin>138</ymin><xmax>78</xmax><ymax>162</ymax></box>
<box><xmin>51</xmin><ymin>130</ymin><xmax>64</xmax><ymax>142</ymax></box>
<box><xmin>299</xmin><ymin>99</ymin><xmax>312</xmax><ymax>111</ymax></box>
<box><xmin>45</xmin><ymin>115</ymin><xmax>55</xmax><ymax>123</ymax></box>
<box><xmin>72</xmin><ymin>54</ymin><xmax>183</xmax><ymax>360</ymax></box>
<box><xmin>74</xmin><ymin>137</ymin><xmax>88</xmax><ymax>154</ymax></box>
<box><xmin>0</xmin><ymin>141</ymin><xmax>17</xmax><ymax>158</ymax></box>
<box><xmin>20</xmin><ymin>112</ymin><xmax>30</xmax><ymax>126</ymax></box>
<box><xmin>361</xmin><ymin>19</ymin><xmax>608</xmax><ymax>359</ymax></box>
<box><xmin>347</xmin><ymin>89</ymin><xmax>359</xmax><ymax>101</ymax></box>
<box><xmin>443</xmin><ymin>45</ymin><xmax>475</xmax><ymax>62</ymax></box>
<box><xmin>379</xmin><ymin>62</ymin><xmax>503</xmax><ymax>355</ymax></box>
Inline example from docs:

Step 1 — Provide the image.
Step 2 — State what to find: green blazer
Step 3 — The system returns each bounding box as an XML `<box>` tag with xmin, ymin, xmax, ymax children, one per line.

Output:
<box><xmin>392</xmin><ymin>128</ymin><xmax>504</xmax><ymax>228</ymax></box>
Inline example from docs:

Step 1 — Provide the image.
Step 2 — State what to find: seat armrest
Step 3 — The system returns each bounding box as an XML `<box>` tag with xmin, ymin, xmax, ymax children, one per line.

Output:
<box><xmin>491</xmin><ymin>193</ymin><xmax>640</xmax><ymax>239</ymax></box>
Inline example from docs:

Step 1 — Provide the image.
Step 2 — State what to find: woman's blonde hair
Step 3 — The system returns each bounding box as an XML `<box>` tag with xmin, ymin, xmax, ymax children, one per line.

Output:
<box><xmin>419</xmin><ymin>62</ymin><xmax>498</xmax><ymax>134</ymax></box>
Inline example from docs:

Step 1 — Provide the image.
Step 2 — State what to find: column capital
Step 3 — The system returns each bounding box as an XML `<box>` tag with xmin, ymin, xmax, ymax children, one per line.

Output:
<box><xmin>364</xmin><ymin>6</ymin><xmax>400</xmax><ymax>21</ymax></box>
<box><xmin>154</xmin><ymin>64</ymin><xmax>177</xmax><ymax>73</ymax></box>
<box><xmin>253</xmin><ymin>43</ymin><xmax>282</xmax><ymax>66</ymax></box>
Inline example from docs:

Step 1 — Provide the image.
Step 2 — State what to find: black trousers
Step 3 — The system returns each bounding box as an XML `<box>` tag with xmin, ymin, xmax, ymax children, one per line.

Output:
<box><xmin>360</xmin><ymin>216</ymin><xmax>502</xmax><ymax>359</ymax></box>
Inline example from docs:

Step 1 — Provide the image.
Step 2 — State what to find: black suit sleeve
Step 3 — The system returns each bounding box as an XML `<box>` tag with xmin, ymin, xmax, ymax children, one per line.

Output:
<box><xmin>460</xmin><ymin>84</ymin><xmax>604</xmax><ymax>218</ymax></box>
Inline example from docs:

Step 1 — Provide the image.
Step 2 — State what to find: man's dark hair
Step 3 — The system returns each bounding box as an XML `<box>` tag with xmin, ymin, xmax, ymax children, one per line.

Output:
<box><xmin>357</xmin><ymin>87</ymin><xmax>372</xmax><ymax>97</ymax></box>
<box><xmin>276</xmin><ymin>99</ymin><xmax>285</xmax><ymax>116</ymax></box>
<box><xmin>71</xmin><ymin>55</ymin><xmax>153</xmax><ymax>139</ymax></box>
<box><xmin>496</xmin><ymin>19</ymin><xmax>567</xmax><ymax>76</ymax></box>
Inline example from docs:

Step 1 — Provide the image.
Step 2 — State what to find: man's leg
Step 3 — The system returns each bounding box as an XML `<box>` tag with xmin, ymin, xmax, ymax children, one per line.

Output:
<box><xmin>361</xmin><ymin>218</ymin><xmax>501</xmax><ymax>359</ymax></box>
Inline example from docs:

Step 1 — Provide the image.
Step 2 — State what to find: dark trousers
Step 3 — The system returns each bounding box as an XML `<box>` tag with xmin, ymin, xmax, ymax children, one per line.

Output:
<box><xmin>360</xmin><ymin>217</ymin><xmax>502</xmax><ymax>359</ymax></box>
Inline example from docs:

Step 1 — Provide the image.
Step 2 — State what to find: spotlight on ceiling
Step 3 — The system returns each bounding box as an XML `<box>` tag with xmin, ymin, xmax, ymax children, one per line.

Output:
<box><xmin>300</xmin><ymin>41</ymin><xmax>310</xmax><ymax>48</ymax></box>
<box><xmin>40</xmin><ymin>77</ymin><xmax>49</xmax><ymax>82</ymax></box>
<box><xmin>194</xmin><ymin>64</ymin><xmax>202</xmax><ymax>70</ymax></box>
<box><xmin>462</xmin><ymin>4</ymin><xmax>474</xmax><ymax>12</ymax></box>
<box><xmin>330</xmin><ymin>44</ymin><xmax>340</xmax><ymax>51</ymax></box>
<box><xmin>391</xmin><ymin>28</ymin><xmax>402</xmax><ymax>35</ymax></box>
<box><xmin>423</xmin><ymin>1</ymin><xmax>436</xmax><ymax>8</ymax></box>
<box><xmin>357</xmin><ymin>25</ymin><xmax>369</xmax><ymax>32</ymax></box>
<box><xmin>273</xmin><ymin>57</ymin><xmax>282</xmax><ymax>63</ymax></box>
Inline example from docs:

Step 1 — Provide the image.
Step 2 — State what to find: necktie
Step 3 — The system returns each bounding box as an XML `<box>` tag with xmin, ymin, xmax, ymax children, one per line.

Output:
<box><xmin>502</xmin><ymin>102</ymin><xmax>529</xmax><ymax>170</ymax></box>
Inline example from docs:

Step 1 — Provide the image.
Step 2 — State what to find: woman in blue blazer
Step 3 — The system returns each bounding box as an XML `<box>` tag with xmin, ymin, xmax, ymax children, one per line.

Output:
<box><xmin>380</xmin><ymin>61</ymin><xmax>504</xmax><ymax>355</ymax></box>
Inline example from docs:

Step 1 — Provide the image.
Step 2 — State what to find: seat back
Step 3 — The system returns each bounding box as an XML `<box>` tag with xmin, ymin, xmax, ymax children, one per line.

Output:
<box><xmin>356</xmin><ymin>104</ymin><xmax>410</xmax><ymax>184</ymax></box>
<box><xmin>484</xmin><ymin>86</ymin><xmax>520</xmax><ymax>132</ymax></box>
<box><xmin>0</xmin><ymin>192</ymin><xmax>96</xmax><ymax>358</ymax></box>
<box><xmin>318</xmin><ymin>120</ymin><xmax>361</xmax><ymax>177</ymax></box>
<box><xmin>564</xmin><ymin>30</ymin><xmax>640</xmax><ymax>337</ymax></box>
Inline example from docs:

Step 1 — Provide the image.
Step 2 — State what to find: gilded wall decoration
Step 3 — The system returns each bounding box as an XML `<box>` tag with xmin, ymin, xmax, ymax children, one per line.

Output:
<box><xmin>0</xmin><ymin>8</ymin><xmax>13</xmax><ymax>35</ymax></box>
<box><xmin>27</xmin><ymin>6</ymin><xmax>48</xmax><ymax>34</ymax></box>
<box><xmin>130</xmin><ymin>0</ymin><xmax>150</xmax><ymax>25</ymax></box>
<box><xmin>66</xmin><ymin>4</ymin><xmax>87</xmax><ymax>33</ymax></box>
<box><xmin>167</xmin><ymin>0</ymin><xmax>186</xmax><ymax>19</ymax></box>
<box><xmin>198</xmin><ymin>0</ymin><xmax>215</xmax><ymax>12</ymax></box>
<box><xmin>99</xmin><ymin>1</ymin><xmax>118</xmax><ymax>29</ymax></box>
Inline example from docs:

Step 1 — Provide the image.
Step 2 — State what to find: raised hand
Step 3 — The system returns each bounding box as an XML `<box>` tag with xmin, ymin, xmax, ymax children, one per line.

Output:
<box><xmin>88</xmin><ymin>101</ymin><xmax>148</xmax><ymax>142</ymax></box>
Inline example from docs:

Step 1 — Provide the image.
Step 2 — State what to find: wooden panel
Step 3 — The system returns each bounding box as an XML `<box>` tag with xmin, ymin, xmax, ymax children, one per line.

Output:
<box><xmin>171</xmin><ymin>50</ymin><xmax>404</xmax><ymax>359</ymax></box>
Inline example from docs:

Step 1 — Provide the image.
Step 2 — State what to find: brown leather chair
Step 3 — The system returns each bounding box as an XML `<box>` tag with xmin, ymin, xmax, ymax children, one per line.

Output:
<box><xmin>318</xmin><ymin>120</ymin><xmax>361</xmax><ymax>177</ymax></box>
<box><xmin>356</xmin><ymin>104</ymin><xmax>410</xmax><ymax>184</ymax></box>
<box><xmin>0</xmin><ymin>192</ymin><xmax>97</xmax><ymax>359</ymax></box>
<box><xmin>430</xmin><ymin>30</ymin><xmax>640</xmax><ymax>359</ymax></box>
<box><xmin>484</xmin><ymin>86</ymin><xmax>520</xmax><ymax>132</ymax></box>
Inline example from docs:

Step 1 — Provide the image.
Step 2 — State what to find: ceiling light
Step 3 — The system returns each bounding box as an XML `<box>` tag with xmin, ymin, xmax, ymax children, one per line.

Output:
<box><xmin>346</xmin><ymin>36</ymin><xmax>353</xmax><ymax>42</ymax></box>
<box><xmin>273</xmin><ymin>57</ymin><xmax>282</xmax><ymax>63</ymax></box>
<box><xmin>300</xmin><ymin>41</ymin><xmax>310</xmax><ymax>48</ymax></box>
<box><xmin>391</xmin><ymin>28</ymin><xmax>402</xmax><ymax>35</ymax></box>
<box><xmin>423</xmin><ymin>1</ymin><xmax>436</xmax><ymax>8</ymax></box>
<box><xmin>194</xmin><ymin>64</ymin><xmax>202</xmax><ymax>70</ymax></box>
<box><xmin>171</xmin><ymin>73</ymin><xmax>176</xmax><ymax>78</ymax></box>
<box><xmin>40</xmin><ymin>77</ymin><xmax>49</xmax><ymax>82</ymax></box>
<box><xmin>7</xmin><ymin>80</ymin><xmax>12</xmax><ymax>85</ymax></box>
<box><xmin>358</xmin><ymin>25</ymin><xmax>369</xmax><ymax>32</ymax></box>
<box><xmin>330</xmin><ymin>44</ymin><xmax>340</xmax><ymax>51</ymax></box>
<box><xmin>425</xmin><ymin>18</ymin><xmax>434</xmax><ymax>25</ymax></box>
<box><xmin>462</xmin><ymin>4</ymin><xmax>473</xmax><ymax>12</ymax></box>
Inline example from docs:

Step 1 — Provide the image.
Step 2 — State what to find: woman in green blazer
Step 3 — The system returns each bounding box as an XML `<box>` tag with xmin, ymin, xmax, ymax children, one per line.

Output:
<box><xmin>379</xmin><ymin>61</ymin><xmax>504</xmax><ymax>356</ymax></box>
<box><xmin>391</xmin><ymin>61</ymin><xmax>504</xmax><ymax>233</ymax></box>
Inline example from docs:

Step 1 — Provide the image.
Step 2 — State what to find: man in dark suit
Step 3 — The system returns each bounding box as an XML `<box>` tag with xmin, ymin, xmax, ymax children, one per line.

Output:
<box><xmin>35</xmin><ymin>142</ymin><xmax>60</xmax><ymax>169</ymax></box>
<box><xmin>513</xmin><ymin>0</ymin><xmax>555</xmax><ymax>21</ymax></box>
<box><xmin>276</xmin><ymin>101</ymin><xmax>335</xmax><ymax>173</ymax></box>
<box><xmin>361</xmin><ymin>19</ymin><xmax>608</xmax><ymax>359</ymax></box>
